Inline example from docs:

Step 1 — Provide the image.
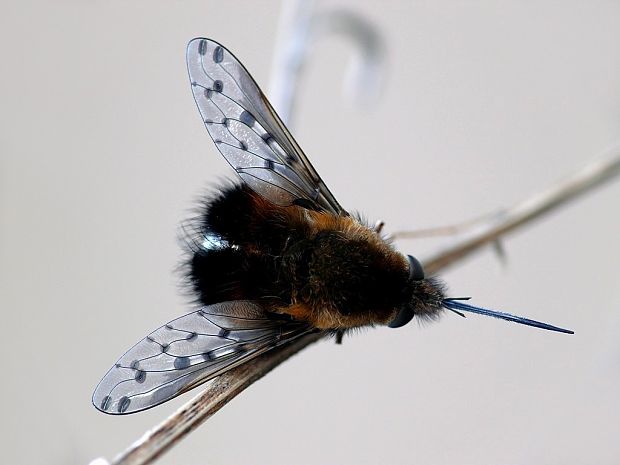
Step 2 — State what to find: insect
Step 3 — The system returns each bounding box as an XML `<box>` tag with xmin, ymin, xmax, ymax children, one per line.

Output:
<box><xmin>92</xmin><ymin>38</ymin><xmax>573</xmax><ymax>415</ymax></box>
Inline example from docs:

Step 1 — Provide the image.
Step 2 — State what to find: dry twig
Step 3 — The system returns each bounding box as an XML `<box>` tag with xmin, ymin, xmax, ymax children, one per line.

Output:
<box><xmin>418</xmin><ymin>149</ymin><xmax>620</xmax><ymax>275</ymax></box>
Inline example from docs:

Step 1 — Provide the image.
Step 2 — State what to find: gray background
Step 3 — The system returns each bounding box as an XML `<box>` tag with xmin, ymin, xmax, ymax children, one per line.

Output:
<box><xmin>2</xmin><ymin>1</ymin><xmax>620</xmax><ymax>464</ymax></box>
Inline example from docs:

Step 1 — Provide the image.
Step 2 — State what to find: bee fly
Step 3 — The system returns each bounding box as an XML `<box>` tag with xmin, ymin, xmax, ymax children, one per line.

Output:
<box><xmin>92</xmin><ymin>38</ymin><xmax>573</xmax><ymax>415</ymax></box>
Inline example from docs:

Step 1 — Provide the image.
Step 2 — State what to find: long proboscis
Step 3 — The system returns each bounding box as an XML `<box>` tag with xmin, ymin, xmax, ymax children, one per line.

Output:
<box><xmin>442</xmin><ymin>298</ymin><xmax>574</xmax><ymax>334</ymax></box>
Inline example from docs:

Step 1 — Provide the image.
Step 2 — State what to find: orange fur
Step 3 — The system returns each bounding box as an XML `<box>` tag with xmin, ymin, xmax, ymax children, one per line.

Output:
<box><xmin>277</xmin><ymin>302</ymin><xmax>398</xmax><ymax>330</ymax></box>
<box><xmin>272</xmin><ymin>207</ymin><xmax>407</xmax><ymax>329</ymax></box>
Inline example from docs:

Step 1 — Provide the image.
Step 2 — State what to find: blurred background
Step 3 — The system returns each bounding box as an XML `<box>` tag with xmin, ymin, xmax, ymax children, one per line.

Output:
<box><xmin>2</xmin><ymin>1</ymin><xmax>620</xmax><ymax>464</ymax></box>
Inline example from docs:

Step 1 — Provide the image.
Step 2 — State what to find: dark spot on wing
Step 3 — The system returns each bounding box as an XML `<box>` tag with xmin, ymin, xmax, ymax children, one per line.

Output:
<box><xmin>118</xmin><ymin>396</ymin><xmax>131</xmax><ymax>413</ymax></box>
<box><xmin>198</xmin><ymin>40</ymin><xmax>207</xmax><ymax>56</ymax></box>
<box><xmin>134</xmin><ymin>370</ymin><xmax>146</xmax><ymax>383</ymax></box>
<box><xmin>174</xmin><ymin>356</ymin><xmax>191</xmax><ymax>370</ymax></box>
<box><xmin>213</xmin><ymin>80</ymin><xmax>223</xmax><ymax>92</ymax></box>
<box><xmin>213</xmin><ymin>46</ymin><xmax>224</xmax><ymax>63</ymax></box>
<box><xmin>240</xmin><ymin>110</ymin><xmax>255</xmax><ymax>127</ymax></box>
<box><xmin>100</xmin><ymin>395</ymin><xmax>111</xmax><ymax>411</ymax></box>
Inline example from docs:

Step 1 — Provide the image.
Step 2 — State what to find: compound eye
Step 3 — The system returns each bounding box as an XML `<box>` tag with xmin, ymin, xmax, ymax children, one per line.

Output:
<box><xmin>407</xmin><ymin>255</ymin><xmax>425</xmax><ymax>281</ymax></box>
<box><xmin>388</xmin><ymin>305</ymin><xmax>414</xmax><ymax>328</ymax></box>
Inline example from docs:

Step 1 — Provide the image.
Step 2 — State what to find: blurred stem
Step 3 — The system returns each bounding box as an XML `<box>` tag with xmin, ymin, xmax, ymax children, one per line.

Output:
<box><xmin>269</xmin><ymin>0</ymin><xmax>315</xmax><ymax>125</ymax></box>
<box><xmin>269</xmin><ymin>0</ymin><xmax>385</xmax><ymax>127</ymax></box>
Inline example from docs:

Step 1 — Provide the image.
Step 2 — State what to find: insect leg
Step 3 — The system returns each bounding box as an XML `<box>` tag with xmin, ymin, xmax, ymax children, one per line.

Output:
<box><xmin>389</xmin><ymin>211</ymin><xmax>502</xmax><ymax>240</ymax></box>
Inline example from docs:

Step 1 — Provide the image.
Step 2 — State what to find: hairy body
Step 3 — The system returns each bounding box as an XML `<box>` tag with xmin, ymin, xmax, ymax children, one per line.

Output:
<box><xmin>186</xmin><ymin>184</ymin><xmax>443</xmax><ymax>329</ymax></box>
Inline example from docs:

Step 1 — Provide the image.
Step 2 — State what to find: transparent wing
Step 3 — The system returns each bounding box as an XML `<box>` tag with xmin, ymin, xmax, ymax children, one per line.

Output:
<box><xmin>92</xmin><ymin>301</ymin><xmax>312</xmax><ymax>415</ymax></box>
<box><xmin>187</xmin><ymin>37</ymin><xmax>346</xmax><ymax>215</ymax></box>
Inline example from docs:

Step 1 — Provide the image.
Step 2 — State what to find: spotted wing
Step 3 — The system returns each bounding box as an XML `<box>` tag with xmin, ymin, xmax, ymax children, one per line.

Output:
<box><xmin>92</xmin><ymin>301</ymin><xmax>311</xmax><ymax>415</ymax></box>
<box><xmin>187</xmin><ymin>37</ymin><xmax>346</xmax><ymax>215</ymax></box>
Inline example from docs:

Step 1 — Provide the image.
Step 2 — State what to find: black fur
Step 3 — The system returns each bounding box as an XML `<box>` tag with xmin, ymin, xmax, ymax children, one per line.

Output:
<box><xmin>182</xmin><ymin>183</ymin><xmax>445</xmax><ymax>327</ymax></box>
<box><xmin>183</xmin><ymin>184</ymin><xmax>298</xmax><ymax>307</ymax></box>
<box><xmin>202</xmin><ymin>184</ymin><xmax>310</xmax><ymax>252</ymax></box>
<box><xmin>190</xmin><ymin>247</ymin><xmax>290</xmax><ymax>305</ymax></box>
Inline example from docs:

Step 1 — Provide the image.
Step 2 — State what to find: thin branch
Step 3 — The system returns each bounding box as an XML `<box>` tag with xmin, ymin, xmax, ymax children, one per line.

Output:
<box><xmin>108</xmin><ymin>332</ymin><xmax>324</xmax><ymax>465</ymax></box>
<box><xmin>269</xmin><ymin>0</ymin><xmax>385</xmax><ymax>127</ymax></box>
<box><xmin>419</xmin><ymin>148</ymin><xmax>620</xmax><ymax>275</ymax></box>
<box><xmin>89</xmin><ymin>146</ymin><xmax>620</xmax><ymax>465</ymax></box>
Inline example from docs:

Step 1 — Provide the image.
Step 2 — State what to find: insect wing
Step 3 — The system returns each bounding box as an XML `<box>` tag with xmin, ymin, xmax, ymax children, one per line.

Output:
<box><xmin>186</xmin><ymin>38</ymin><xmax>346</xmax><ymax>215</ymax></box>
<box><xmin>92</xmin><ymin>301</ymin><xmax>311</xmax><ymax>415</ymax></box>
